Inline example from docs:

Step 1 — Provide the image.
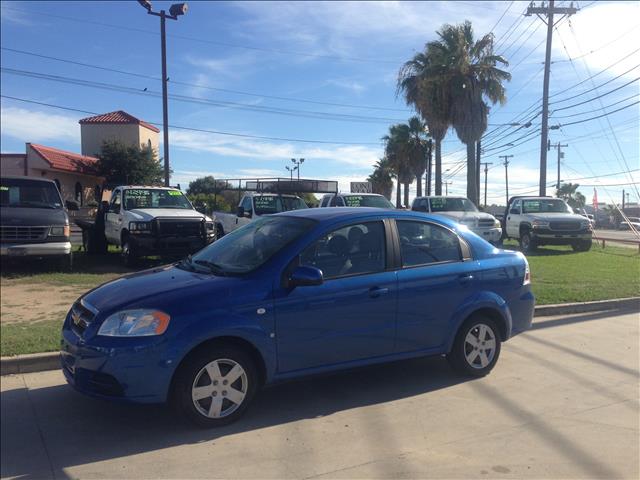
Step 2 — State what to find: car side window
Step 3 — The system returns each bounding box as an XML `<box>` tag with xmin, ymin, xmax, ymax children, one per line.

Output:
<box><xmin>241</xmin><ymin>196</ymin><xmax>253</xmax><ymax>215</ymax></box>
<box><xmin>300</xmin><ymin>222</ymin><xmax>386</xmax><ymax>279</ymax></box>
<box><xmin>511</xmin><ymin>200</ymin><xmax>521</xmax><ymax>214</ymax></box>
<box><xmin>329</xmin><ymin>196</ymin><xmax>344</xmax><ymax>207</ymax></box>
<box><xmin>396</xmin><ymin>220</ymin><xmax>462</xmax><ymax>267</ymax></box>
<box><xmin>321</xmin><ymin>196</ymin><xmax>329</xmax><ymax>207</ymax></box>
<box><xmin>110</xmin><ymin>190</ymin><xmax>121</xmax><ymax>213</ymax></box>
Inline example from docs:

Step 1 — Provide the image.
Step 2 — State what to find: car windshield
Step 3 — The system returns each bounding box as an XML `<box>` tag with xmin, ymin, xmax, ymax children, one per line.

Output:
<box><xmin>253</xmin><ymin>196</ymin><xmax>308</xmax><ymax>215</ymax></box>
<box><xmin>342</xmin><ymin>195</ymin><xmax>394</xmax><ymax>208</ymax></box>
<box><xmin>182</xmin><ymin>216</ymin><xmax>315</xmax><ymax>275</ymax></box>
<box><xmin>522</xmin><ymin>199</ymin><xmax>572</xmax><ymax>214</ymax></box>
<box><xmin>0</xmin><ymin>179</ymin><xmax>62</xmax><ymax>209</ymax></box>
<box><xmin>429</xmin><ymin>197</ymin><xmax>478</xmax><ymax>212</ymax></box>
<box><xmin>123</xmin><ymin>189</ymin><xmax>192</xmax><ymax>210</ymax></box>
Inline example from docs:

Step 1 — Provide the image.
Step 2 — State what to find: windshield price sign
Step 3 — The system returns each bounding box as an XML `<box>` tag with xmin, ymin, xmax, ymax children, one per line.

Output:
<box><xmin>350</xmin><ymin>182</ymin><xmax>372</xmax><ymax>193</ymax></box>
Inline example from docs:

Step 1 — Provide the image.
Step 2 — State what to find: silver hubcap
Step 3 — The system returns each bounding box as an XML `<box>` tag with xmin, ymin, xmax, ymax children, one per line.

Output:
<box><xmin>192</xmin><ymin>359</ymin><xmax>248</xmax><ymax>418</ymax></box>
<box><xmin>522</xmin><ymin>235</ymin><xmax>530</xmax><ymax>249</ymax></box>
<box><xmin>464</xmin><ymin>323</ymin><xmax>497</xmax><ymax>369</ymax></box>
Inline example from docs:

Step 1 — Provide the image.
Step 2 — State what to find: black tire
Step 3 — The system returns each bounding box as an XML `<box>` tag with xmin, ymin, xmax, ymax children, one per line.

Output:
<box><xmin>171</xmin><ymin>346</ymin><xmax>258</xmax><ymax>428</ymax></box>
<box><xmin>447</xmin><ymin>316</ymin><xmax>502</xmax><ymax>377</ymax></box>
<box><xmin>215</xmin><ymin>223</ymin><xmax>225</xmax><ymax>239</ymax></box>
<box><xmin>571</xmin><ymin>240</ymin><xmax>592</xmax><ymax>252</ymax></box>
<box><xmin>121</xmin><ymin>239</ymin><xmax>138</xmax><ymax>267</ymax></box>
<box><xmin>519</xmin><ymin>230</ymin><xmax>537</xmax><ymax>253</ymax></box>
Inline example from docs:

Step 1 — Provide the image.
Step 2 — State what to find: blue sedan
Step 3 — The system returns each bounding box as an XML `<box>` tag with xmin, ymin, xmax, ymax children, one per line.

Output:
<box><xmin>61</xmin><ymin>208</ymin><xmax>534</xmax><ymax>427</ymax></box>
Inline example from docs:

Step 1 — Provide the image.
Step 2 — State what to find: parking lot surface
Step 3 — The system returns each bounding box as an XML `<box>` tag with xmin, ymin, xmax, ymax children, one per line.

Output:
<box><xmin>1</xmin><ymin>308</ymin><xmax>638</xmax><ymax>479</ymax></box>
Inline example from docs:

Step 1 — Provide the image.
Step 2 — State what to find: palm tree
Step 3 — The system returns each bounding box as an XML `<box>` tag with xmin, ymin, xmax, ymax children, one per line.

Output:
<box><xmin>368</xmin><ymin>157</ymin><xmax>395</xmax><ymax>200</ymax></box>
<box><xmin>406</xmin><ymin>116</ymin><xmax>431</xmax><ymax>198</ymax></box>
<box><xmin>382</xmin><ymin>123</ymin><xmax>413</xmax><ymax>208</ymax></box>
<box><xmin>557</xmin><ymin>182</ymin><xmax>586</xmax><ymax>209</ymax></box>
<box><xmin>398</xmin><ymin>52</ymin><xmax>450</xmax><ymax>196</ymax></box>
<box><xmin>430</xmin><ymin>21</ymin><xmax>511</xmax><ymax>205</ymax></box>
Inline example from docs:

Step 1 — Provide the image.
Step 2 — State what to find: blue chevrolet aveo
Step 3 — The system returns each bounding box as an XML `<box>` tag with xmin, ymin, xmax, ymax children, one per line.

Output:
<box><xmin>61</xmin><ymin>208</ymin><xmax>534</xmax><ymax>427</ymax></box>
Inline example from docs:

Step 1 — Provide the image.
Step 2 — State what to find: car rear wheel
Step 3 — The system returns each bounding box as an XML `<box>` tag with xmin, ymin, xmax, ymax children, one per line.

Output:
<box><xmin>171</xmin><ymin>346</ymin><xmax>258</xmax><ymax>428</ymax></box>
<box><xmin>447</xmin><ymin>316</ymin><xmax>501</xmax><ymax>377</ymax></box>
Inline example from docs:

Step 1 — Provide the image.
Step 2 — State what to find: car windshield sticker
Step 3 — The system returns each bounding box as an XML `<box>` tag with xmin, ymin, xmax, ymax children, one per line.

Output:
<box><xmin>345</xmin><ymin>196</ymin><xmax>363</xmax><ymax>207</ymax></box>
<box><xmin>168</xmin><ymin>190</ymin><xmax>182</xmax><ymax>196</ymax></box>
<box><xmin>431</xmin><ymin>198</ymin><xmax>444</xmax><ymax>208</ymax></box>
<box><xmin>254</xmin><ymin>196</ymin><xmax>276</xmax><ymax>209</ymax></box>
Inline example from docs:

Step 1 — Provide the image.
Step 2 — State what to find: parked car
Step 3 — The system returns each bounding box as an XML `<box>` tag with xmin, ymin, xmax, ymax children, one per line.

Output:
<box><xmin>411</xmin><ymin>196</ymin><xmax>502</xmax><ymax>245</ymax></box>
<box><xmin>319</xmin><ymin>193</ymin><xmax>394</xmax><ymax>209</ymax></box>
<box><xmin>1</xmin><ymin>176</ymin><xmax>77</xmax><ymax>268</ymax></box>
<box><xmin>214</xmin><ymin>192</ymin><xmax>308</xmax><ymax>236</ymax></box>
<box><xmin>619</xmin><ymin>217</ymin><xmax>640</xmax><ymax>231</ymax></box>
<box><xmin>61</xmin><ymin>208</ymin><xmax>534</xmax><ymax>427</ymax></box>
<box><xmin>503</xmin><ymin>196</ymin><xmax>593</xmax><ymax>253</ymax></box>
<box><xmin>77</xmin><ymin>186</ymin><xmax>216</xmax><ymax>265</ymax></box>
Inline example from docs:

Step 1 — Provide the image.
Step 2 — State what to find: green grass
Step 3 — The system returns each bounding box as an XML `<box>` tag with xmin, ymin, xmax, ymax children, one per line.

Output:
<box><xmin>1</xmin><ymin>319</ymin><xmax>63</xmax><ymax>357</ymax></box>
<box><xmin>504</xmin><ymin>242</ymin><xmax>640</xmax><ymax>304</ymax></box>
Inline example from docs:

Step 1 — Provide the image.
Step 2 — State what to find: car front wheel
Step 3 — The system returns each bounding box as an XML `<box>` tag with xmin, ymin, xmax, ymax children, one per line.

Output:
<box><xmin>171</xmin><ymin>346</ymin><xmax>258</xmax><ymax>427</ymax></box>
<box><xmin>447</xmin><ymin>317</ymin><xmax>502</xmax><ymax>377</ymax></box>
<box><xmin>519</xmin><ymin>231</ymin><xmax>536</xmax><ymax>253</ymax></box>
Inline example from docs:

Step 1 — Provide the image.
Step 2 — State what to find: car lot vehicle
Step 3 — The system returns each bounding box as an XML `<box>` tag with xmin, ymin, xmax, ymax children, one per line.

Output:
<box><xmin>78</xmin><ymin>186</ymin><xmax>215</xmax><ymax>265</ymax></box>
<box><xmin>411</xmin><ymin>196</ymin><xmax>502</xmax><ymax>244</ymax></box>
<box><xmin>619</xmin><ymin>216</ymin><xmax>640</xmax><ymax>231</ymax></box>
<box><xmin>61</xmin><ymin>207</ymin><xmax>534</xmax><ymax>427</ymax></box>
<box><xmin>503</xmin><ymin>196</ymin><xmax>593</xmax><ymax>253</ymax></box>
<box><xmin>319</xmin><ymin>193</ymin><xmax>394</xmax><ymax>209</ymax></box>
<box><xmin>1</xmin><ymin>176</ymin><xmax>77</xmax><ymax>268</ymax></box>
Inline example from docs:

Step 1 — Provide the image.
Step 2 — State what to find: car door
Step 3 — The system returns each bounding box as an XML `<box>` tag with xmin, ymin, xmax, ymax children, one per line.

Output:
<box><xmin>506</xmin><ymin>199</ymin><xmax>522</xmax><ymax>237</ymax></box>
<box><xmin>104</xmin><ymin>189</ymin><xmax>122</xmax><ymax>243</ymax></box>
<box><xmin>274</xmin><ymin>220</ymin><xmax>397</xmax><ymax>373</ymax></box>
<box><xmin>394</xmin><ymin>219</ymin><xmax>477</xmax><ymax>352</ymax></box>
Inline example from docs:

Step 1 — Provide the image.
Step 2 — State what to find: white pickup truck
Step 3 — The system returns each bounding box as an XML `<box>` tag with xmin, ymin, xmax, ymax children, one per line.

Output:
<box><xmin>503</xmin><ymin>196</ymin><xmax>592</xmax><ymax>253</ymax></box>
<box><xmin>411</xmin><ymin>196</ymin><xmax>502</xmax><ymax>244</ymax></box>
<box><xmin>214</xmin><ymin>192</ymin><xmax>308</xmax><ymax>236</ymax></box>
<box><xmin>92</xmin><ymin>186</ymin><xmax>215</xmax><ymax>265</ymax></box>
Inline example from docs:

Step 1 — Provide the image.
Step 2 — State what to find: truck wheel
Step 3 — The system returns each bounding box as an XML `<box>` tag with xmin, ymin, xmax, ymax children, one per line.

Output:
<box><xmin>171</xmin><ymin>346</ymin><xmax>258</xmax><ymax>428</ymax></box>
<box><xmin>121</xmin><ymin>240</ymin><xmax>138</xmax><ymax>267</ymax></box>
<box><xmin>447</xmin><ymin>316</ymin><xmax>502</xmax><ymax>377</ymax></box>
<box><xmin>215</xmin><ymin>223</ymin><xmax>225</xmax><ymax>239</ymax></box>
<box><xmin>519</xmin><ymin>230</ymin><xmax>537</xmax><ymax>253</ymax></box>
<box><xmin>572</xmin><ymin>240</ymin><xmax>592</xmax><ymax>252</ymax></box>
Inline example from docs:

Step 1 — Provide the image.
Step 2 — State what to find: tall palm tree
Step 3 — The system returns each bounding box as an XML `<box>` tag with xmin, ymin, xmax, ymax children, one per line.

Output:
<box><xmin>398</xmin><ymin>52</ymin><xmax>450</xmax><ymax>196</ymax></box>
<box><xmin>368</xmin><ymin>157</ymin><xmax>395</xmax><ymax>200</ymax></box>
<box><xmin>430</xmin><ymin>21</ymin><xmax>511</xmax><ymax>205</ymax></box>
<box><xmin>382</xmin><ymin>123</ymin><xmax>413</xmax><ymax>208</ymax></box>
<box><xmin>557</xmin><ymin>182</ymin><xmax>586</xmax><ymax>209</ymax></box>
<box><xmin>406</xmin><ymin>116</ymin><xmax>431</xmax><ymax>198</ymax></box>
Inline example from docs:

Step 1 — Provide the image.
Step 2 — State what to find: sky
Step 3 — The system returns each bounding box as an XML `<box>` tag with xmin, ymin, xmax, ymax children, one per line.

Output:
<box><xmin>1</xmin><ymin>0</ymin><xmax>638</xmax><ymax>207</ymax></box>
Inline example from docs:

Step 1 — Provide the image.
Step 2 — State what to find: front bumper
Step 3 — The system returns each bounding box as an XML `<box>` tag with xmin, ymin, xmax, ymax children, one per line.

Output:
<box><xmin>531</xmin><ymin>228</ymin><xmax>592</xmax><ymax>245</ymax></box>
<box><xmin>60</xmin><ymin>312</ymin><xmax>175</xmax><ymax>404</ymax></box>
<box><xmin>471</xmin><ymin>227</ymin><xmax>502</xmax><ymax>244</ymax></box>
<box><xmin>0</xmin><ymin>241</ymin><xmax>71</xmax><ymax>257</ymax></box>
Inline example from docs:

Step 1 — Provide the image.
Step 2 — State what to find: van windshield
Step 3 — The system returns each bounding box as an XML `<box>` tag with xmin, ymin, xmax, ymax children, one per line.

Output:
<box><xmin>522</xmin><ymin>199</ymin><xmax>572</xmax><ymax>213</ymax></box>
<box><xmin>0</xmin><ymin>179</ymin><xmax>62</xmax><ymax>209</ymax></box>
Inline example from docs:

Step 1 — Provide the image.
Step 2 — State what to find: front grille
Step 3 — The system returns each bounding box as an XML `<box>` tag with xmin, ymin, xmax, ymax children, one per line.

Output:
<box><xmin>157</xmin><ymin>218</ymin><xmax>202</xmax><ymax>237</ymax></box>
<box><xmin>549</xmin><ymin>221</ymin><xmax>581</xmax><ymax>231</ymax></box>
<box><xmin>478</xmin><ymin>219</ymin><xmax>495</xmax><ymax>228</ymax></box>
<box><xmin>0</xmin><ymin>225</ymin><xmax>48</xmax><ymax>242</ymax></box>
<box><xmin>70</xmin><ymin>300</ymin><xmax>96</xmax><ymax>334</ymax></box>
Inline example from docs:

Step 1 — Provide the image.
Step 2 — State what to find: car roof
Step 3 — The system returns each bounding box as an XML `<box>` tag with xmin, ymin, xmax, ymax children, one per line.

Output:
<box><xmin>119</xmin><ymin>186</ymin><xmax>180</xmax><ymax>190</ymax></box>
<box><xmin>321</xmin><ymin>193</ymin><xmax>383</xmax><ymax>198</ymax></box>
<box><xmin>276</xmin><ymin>206</ymin><xmax>457</xmax><ymax>225</ymax></box>
<box><xmin>1</xmin><ymin>175</ymin><xmax>56</xmax><ymax>184</ymax></box>
<box><xmin>414</xmin><ymin>196</ymin><xmax>466</xmax><ymax>199</ymax></box>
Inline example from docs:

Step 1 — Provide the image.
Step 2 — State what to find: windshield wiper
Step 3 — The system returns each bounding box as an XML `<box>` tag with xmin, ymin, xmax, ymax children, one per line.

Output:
<box><xmin>194</xmin><ymin>259</ymin><xmax>229</xmax><ymax>276</ymax></box>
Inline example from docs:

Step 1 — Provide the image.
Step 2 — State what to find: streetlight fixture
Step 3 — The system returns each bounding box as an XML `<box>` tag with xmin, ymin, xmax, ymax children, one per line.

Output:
<box><xmin>285</xmin><ymin>165</ymin><xmax>298</xmax><ymax>180</ymax></box>
<box><xmin>291</xmin><ymin>158</ymin><xmax>304</xmax><ymax>180</ymax></box>
<box><xmin>137</xmin><ymin>0</ymin><xmax>188</xmax><ymax>187</ymax></box>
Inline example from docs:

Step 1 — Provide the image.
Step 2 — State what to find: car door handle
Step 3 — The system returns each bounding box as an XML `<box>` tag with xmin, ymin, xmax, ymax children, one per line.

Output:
<box><xmin>369</xmin><ymin>287</ymin><xmax>389</xmax><ymax>298</ymax></box>
<box><xmin>458</xmin><ymin>274</ymin><xmax>474</xmax><ymax>284</ymax></box>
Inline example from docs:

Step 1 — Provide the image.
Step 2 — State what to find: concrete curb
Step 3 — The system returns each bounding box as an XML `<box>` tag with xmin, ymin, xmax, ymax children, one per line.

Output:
<box><xmin>1</xmin><ymin>297</ymin><xmax>638</xmax><ymax>376</ymax></box>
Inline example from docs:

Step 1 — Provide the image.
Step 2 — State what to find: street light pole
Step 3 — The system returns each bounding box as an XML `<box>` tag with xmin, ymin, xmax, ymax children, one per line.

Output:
<box><xmin>291</xmin><ymin>158</ymin><xmax>305</xmax><ymax>180</ymax></box>
<box><xmin>138</xmin><ymin>1</ymin><xmax>188</xmax><ymax>187</ymax></box>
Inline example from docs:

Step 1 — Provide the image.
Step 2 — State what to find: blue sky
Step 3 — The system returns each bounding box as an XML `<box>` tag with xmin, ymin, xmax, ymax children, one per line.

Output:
<box><xmin>1</xmin><ymin>0</ymin><xmax>638</xmax><ymax>206</ymax></box>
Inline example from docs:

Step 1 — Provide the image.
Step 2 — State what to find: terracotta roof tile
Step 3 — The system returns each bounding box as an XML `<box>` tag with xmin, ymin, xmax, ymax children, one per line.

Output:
<box><xmin>29</xmin><ymin>144</ymin><xmax>99</xmax><ymax>175</ymax></box>
<box><xmin>79</xmin><ymin>110</ymin><xmax>160</xmax><ymax>133</ymax></box>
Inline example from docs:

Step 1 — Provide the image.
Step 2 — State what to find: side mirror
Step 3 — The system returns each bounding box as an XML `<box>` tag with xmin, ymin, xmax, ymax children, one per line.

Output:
<box><xmin>510</xmin><ymin>208</ymin><xmax>519</xmax><ymax>215</ymax></box>
<box><xmin>237</xmin><ymin>206</ymin><xmax>245</xmax><ymax>217</ymax></box>
<box><xmin>65</xmin><ymin>200</ymin><xmax>79</xmax><ymax>211</ymax></box>
<box><xmin>289</xmin><ymin>265</ymin><xmax>323</xmax><ymax>287</ymax></box>
<box><xmin>100</xmin><ymin>201</ymin><xmax>110</xmax><ymax>213</ymax></box>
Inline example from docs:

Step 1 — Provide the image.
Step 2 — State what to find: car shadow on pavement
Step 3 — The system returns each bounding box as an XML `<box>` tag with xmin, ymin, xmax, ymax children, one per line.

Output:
<box><xmin>1</xmin><ymin>355</ymin><xmax>465</xmax><ymax>479</ymax></box>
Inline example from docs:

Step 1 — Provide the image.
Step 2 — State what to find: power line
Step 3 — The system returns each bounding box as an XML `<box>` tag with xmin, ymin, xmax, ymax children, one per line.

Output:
<box><xmin>551</xmin><ymin>93</ymin><xmax>639</xmax><ymax>119</ymax></box>
<box><xmin>0</xmin><ymin>95</ymin><xmax>384</xmax><ymax>146</ymax></box>
<box><xmin>0</xmin><ymin>46</ymin><xmax>409</xmax><ymax>113</ymax></box>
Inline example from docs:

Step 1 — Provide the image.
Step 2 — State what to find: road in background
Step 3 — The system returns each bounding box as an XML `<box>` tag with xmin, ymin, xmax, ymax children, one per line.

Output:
<box><xmin>2</xmin><ymin>309</ymin><xmax>638</xmax><ymax>479</ymax></box>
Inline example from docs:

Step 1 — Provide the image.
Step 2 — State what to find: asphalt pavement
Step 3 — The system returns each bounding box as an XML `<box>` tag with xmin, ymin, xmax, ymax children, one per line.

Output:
<box><xmin>2</xmin><ymin>308</ymin><xmax>638</xmax><ymax>479</ymax></box>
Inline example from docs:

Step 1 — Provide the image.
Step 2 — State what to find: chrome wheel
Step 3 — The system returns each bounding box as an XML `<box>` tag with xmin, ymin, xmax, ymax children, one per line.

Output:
<box><xmin>464</xmin><ymin>323</ymin><xmax>497</xmax><ymax>369</ymax></box>
<box><xmin>191</xmin><ymin>359</ymin><xmax>248</xmax><ymax>419</ymax></box>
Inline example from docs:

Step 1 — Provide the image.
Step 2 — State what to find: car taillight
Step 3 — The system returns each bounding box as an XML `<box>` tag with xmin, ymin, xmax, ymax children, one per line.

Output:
<box><xmin>523</xmin><ymin>261</ymin><xmax>531</xmax><ymax>285</ymax></box>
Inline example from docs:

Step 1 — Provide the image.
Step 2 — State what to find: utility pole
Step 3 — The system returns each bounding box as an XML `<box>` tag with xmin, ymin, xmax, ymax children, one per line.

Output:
<box><xmin>444</xmin><ymin>181</ymin><xmax>453</xmax><ymax>196</ymax></box>
<box><xmin>426</xmin><ymin>139</ymin><xmax>433</xmax><ymax>196</ymax></box>
<box><xmin>622</xmin><ymin>189</ymin><xmax>626</xmax><ymax>211</ymax></box>
<box><xmin>526</xmin><ymin>1</ymin><xmax>578</xmax><ymax>196</ymax></box>
<box><xmin>548</xmin><ymin>141</ymin><xmax>568</xmax><ymax>194</ymax></box>
<box><xmin>481</xmin><ymin>162</ymin><xmax>493</xmax><ymax>208</ymax></box>
<box><xmin>499</xmin><ymin>155</ymin><xmax>513</xmax><ymax>206</ymax></box>
<box><xmin>476</xmin><ymin>140</ymin><xmax>482</xmax><ymax>206</ymax></box>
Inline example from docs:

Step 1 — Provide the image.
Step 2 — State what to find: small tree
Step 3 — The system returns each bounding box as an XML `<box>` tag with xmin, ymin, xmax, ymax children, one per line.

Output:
<box><xmin>95</xmin><ymin>140</ymin><xmax>164</xmax><ymax>186</ymax></box>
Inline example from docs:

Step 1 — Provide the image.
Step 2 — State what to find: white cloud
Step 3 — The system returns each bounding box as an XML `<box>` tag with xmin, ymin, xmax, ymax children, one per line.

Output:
<box><xmin>0</xmin><ymin>106</ymin><xmax>79</xmax><ymax>146</ymax></box>
<box><xmin>325</xmin><ymin>79</ymin><xmax>366</xmax><ymax>95</ymax></box>
<box><xmin>0</xmin><ymin>2</ymin><xmax>36</xmax><ymax>26</ymax></box>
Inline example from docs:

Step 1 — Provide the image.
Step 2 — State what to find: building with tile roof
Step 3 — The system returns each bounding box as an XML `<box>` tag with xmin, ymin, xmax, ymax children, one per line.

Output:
<box><xmin>79</xmin><ymin>110</ymin><xmax>159</xmax><ymax>157</ymax></box>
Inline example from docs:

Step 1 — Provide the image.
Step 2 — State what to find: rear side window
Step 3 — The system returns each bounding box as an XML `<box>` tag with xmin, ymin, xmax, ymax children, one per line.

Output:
<box><xmin>396</xmin><ymin>221</ymin><xmax>462</xmax><ymax>267</ymax></box>
<box><xmin>300</xmin><ymin>222</ymin><xmax>385</xmax><ymax>279</ymax></box>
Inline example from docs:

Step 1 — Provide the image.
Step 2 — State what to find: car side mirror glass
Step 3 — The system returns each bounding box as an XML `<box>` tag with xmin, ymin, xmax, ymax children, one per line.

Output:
<box><xmin>510</xmin><ymin>208</ymin><xmax>519</xmax><ymax>214</ymax></box>
<box><xmin>65</xmin><ymin>200</ymin><xmax>79</xmax><ymax>211</ymax></box>
<box><xmin>289</xmin><ymin>265</ymin><xmax>323</xmax><ymax>287</ymax></box>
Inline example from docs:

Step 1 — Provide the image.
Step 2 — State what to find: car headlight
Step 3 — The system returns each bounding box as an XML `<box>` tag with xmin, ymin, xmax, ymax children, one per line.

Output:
<box><xmin>532</xmin><ymin>220</ymin><xmax>549</xmax><ymax>228</ymax></box>
<box><xmin>49</xmin><ymin>225</ymin><xmax>70</xmax><ymax>237</ymax></box>
<box><xmin>581</xmin><ymin>221</ymin><xmax>591</xmax><ymax>229</ymax></box>
<box><xmin>129</xmin><ymin>221</ymin><xmax>152</xmax><ymax>233</ymax></box>
<box><xmin>493</xmin><ymin>218</ymin><xmax>501</xmax><ymax>228</ymax></box>
<box><xmin>205</xmin><ymin>222</ymin><xmax>214</xmax><ymax>231</ymax></box>
<box><xmin>98</xmin><ymin>309</ymin><xmax>170</xmax><ymax>337</ymax></box>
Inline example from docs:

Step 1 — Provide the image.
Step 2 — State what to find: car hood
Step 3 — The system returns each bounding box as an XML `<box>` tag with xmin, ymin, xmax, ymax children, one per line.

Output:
<box><xmin>525</xmin><ymin>213</ymin><xmax>585</xmax><ymax>222</ymax></box>
<box><xmin>82</xmin><ymin>264</ymin><xmax>238</xmax><ymax>314</ymax></box>
<box><xmin>0</xmin><ymin>206</ymin><xmax>68</xmax><ymax>226</ymax></box>
<box><xmin>127</xmin><ymin>208</ymin><xmax>210</xmax><ymax>222</ymax></box>
<box><xmin>431</xmin><ymin>211</ymin><xmax>497</xmax><ymax>222</ymax></box>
